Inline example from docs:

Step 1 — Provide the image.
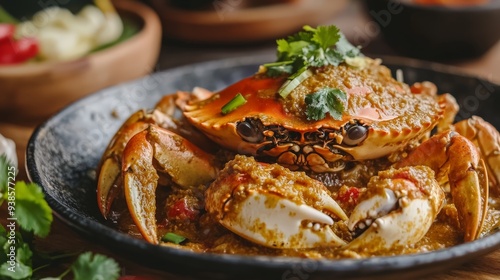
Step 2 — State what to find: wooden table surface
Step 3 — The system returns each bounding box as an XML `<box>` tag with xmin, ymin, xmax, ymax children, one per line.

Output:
<box><xmin>3</xmin><ymin>0</ymin><xmax>500</xmax><ymax>279</ymax></box>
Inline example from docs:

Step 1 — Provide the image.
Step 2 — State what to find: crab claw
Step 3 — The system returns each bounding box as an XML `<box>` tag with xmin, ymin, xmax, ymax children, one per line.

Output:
<box><xmin>396</xmin><ymin>130</ymin><xmax>489</xmax><ymax>241</ymax></box>
<box><xmin>97</xmin><ymin>109</ymin><xmax>171</xmax><ymax>217</ymax></box>
<box><xmin>454</xmin><ymin>116</ymin><xmax>500</xmax><ymax>189</ymax></box>
<box><xmin>122</xmin><ymin>125</ymin><xmax>218</xmax><ymax>243</ymax></box>
<box><xmin>205</xmin><ymin>155</ymin><xmax>347</xmax><ymax>249</ymax></box>
<box><xmin>345</xmin><ymin>166</ymin><xmax>445</xmax><ymax>252</ymax></box>
<box><xmin>97</xmin><ymin>93</ymin><xmax>218</xmax><ymax>218</ymax></box>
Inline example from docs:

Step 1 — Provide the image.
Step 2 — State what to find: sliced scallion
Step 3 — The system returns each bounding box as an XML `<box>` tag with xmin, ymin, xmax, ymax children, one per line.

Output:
<box><xmin>262</xmin><ymin>61</ymin><xmax>293</xmax><ymax>67</ymax></box>
<box><xmin>221</xmin><ymin>93</ymin><xmax>247</xmax><ymax>115</ymax></box>
<box><xmin>278</xmin><ymin>68</ymin><xmax>313</xmax><ymax>98</ymax></box>
<box><xmin>161</xmin><ymin>232</ymin><xmax>186</xmax><ymax>244</ymax></box>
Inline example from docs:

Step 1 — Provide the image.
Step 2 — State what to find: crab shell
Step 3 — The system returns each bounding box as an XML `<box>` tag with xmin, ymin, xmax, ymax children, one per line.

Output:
<box><xmin>184</xmin><ymin>62</ymin><xmax>444</xmax><ymax>171</ymax></box>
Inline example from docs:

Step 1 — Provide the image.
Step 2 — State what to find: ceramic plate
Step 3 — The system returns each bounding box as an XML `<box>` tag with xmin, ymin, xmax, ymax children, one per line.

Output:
<box><xmin>26</xmin><ymin>55</ymin><xmax>500</xmax><ymax>280</ymax></box>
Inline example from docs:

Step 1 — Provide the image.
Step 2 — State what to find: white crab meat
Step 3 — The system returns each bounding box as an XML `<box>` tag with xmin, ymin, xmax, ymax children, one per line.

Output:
<box><xmin>345</xmin><ymin>166</ymin><xmax>445</xmax><ymax>252</ymax></box>
<box><xmin>205</xmin><ymin>155</ymin><xmax>348</xmax><ymax>249</ymax></box>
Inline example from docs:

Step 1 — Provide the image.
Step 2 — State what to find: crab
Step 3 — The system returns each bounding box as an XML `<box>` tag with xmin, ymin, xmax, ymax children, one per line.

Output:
<box><xmin>97</xmin><ymin>58</ymin><xmax>497</xmax><ymax>251</ymax></box>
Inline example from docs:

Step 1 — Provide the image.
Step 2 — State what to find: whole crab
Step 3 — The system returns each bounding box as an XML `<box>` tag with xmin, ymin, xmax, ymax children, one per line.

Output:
<box><xmin>97</xmin><ymin>57</ymin><xmax>498</xmax><ymax>252</ymax></box>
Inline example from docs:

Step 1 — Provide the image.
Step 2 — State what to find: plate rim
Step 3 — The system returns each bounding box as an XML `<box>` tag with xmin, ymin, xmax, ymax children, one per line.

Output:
<box><xmin>26</xmin><ymin>54</ymin><xmax>500</xmax><ymax>278</ymax></box>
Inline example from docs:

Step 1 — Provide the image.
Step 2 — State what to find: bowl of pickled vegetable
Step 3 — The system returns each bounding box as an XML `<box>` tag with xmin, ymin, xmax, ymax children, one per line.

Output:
<box><xmin>0</xmin><ymin>0</ymin><xmax>162</xmax><ymax>126</ymax></box>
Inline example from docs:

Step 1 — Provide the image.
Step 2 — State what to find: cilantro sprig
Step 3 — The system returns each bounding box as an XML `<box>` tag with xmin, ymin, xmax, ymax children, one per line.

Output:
<box><xmin>305</xmin><ymin>88</ymin><xmax>347</xmax><ymax>121</ymax></box>
<box><xmin>71</xmin><ymin>252</ymin><xmax>120</xmax><ymax>280</ymax></box>
<box><xmin>15</xmin><ymin>181</ymin><xmax>53</xmax><ymax>238</ymax></box>
<box><xmin>262</xmin><ymin>25</ymin><xmax>361</xmax><ymax>98</ymax></box>
<box><xmin>0</xmin><ymin>155</ymin><xmax>122</xmax><ymax>280</ymax></box>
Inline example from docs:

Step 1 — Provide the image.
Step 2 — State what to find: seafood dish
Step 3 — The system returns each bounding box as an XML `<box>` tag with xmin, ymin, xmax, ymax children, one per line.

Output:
<box><xmin>96</xmin><ymin>25</ymin><xmax>500</xmax><ymax>259</ymax></box>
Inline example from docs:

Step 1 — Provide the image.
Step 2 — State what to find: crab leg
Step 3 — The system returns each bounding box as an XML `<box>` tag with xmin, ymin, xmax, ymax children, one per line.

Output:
<box><xmin>123</xmin><ymin>125</ymin><xmax>218</xmax><ymax>243</ymax></box>
<box><xmin>205</xmin><ymin>155</ymin><xmax>348</xmax><ymax>249</ymax></box>
<box><xmin>454</xmin><ymin>116</ymin><xmax>500</xmax><ymax>189</ymax></box>
<box><xmin>345</xmin><ymin>166</ymin><xmax>444</xmax><ymax>252</ymax></box>
<box><xmin>396</xmin><ymin>130</ymin><xmax>489</xmax><ymax>241</ymax></box>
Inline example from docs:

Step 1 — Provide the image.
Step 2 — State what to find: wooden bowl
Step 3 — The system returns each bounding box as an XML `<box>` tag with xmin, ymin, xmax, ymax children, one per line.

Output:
<box><xmin>149</xmin><ymin>0</ymin><xmax>348</xmax><ymax>44</ymax></box>
<box><xmin>0</xmin><ymin>0</ymin><xmax>162</xmax><ymax>178</ymax></box>
<box><xmin>0</xmin><ymin>0</ymin><xmax>162</xmax><ymax>127</ymax></box>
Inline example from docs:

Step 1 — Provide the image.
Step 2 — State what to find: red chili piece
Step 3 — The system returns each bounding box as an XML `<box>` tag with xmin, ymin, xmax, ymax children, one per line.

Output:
<box><xmin>337</xmin><ymin>187</ymin><xmax>360</xmax><ymax>205</ymax></box>
<box><xmin>167</xmin><ymin>198</ymin><xmax>199</xmax><ymax>221</ymax></box>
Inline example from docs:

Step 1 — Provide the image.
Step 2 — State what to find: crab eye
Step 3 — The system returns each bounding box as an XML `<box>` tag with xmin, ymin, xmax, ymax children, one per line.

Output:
<box><xmin>237</xmin><ymin>120</ymin><xmax>263</xmax><ymax>143</ymax></box>
<box><xmin>343</xmin><ymin>125</ymin><xmax>368</xmax><ymax>146</ymax></box>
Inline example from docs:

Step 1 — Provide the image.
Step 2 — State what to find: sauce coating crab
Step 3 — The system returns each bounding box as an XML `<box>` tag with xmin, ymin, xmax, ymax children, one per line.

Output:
<box><xmin>183</xmin><ymin>58</ymin><xmax>442</xmax><ymax>172</ymax></box>
<box><xmin>96</xmin><ymin>26</ymin><xmax>500</xmax><ymax>257</ymax></box>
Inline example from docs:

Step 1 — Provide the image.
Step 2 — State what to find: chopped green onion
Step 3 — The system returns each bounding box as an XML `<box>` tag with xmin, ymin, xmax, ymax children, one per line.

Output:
<box><xmin>278</xmin><ymin>68</ymin><xmax>313</xmax><ymax>98</ymax></box>
<box><xmin>221</xmin><ymin>93</ymin><xmax>247</xmax><ymax>115</ymax></box>
<box><xmin>161</xmin><ymin>232</ymin><xmax>186</xmax><ymax>244</ymax></box>
<box><xmin>262</xmin><ymin>61</ymin><xmax>294</xmax><ymax>68</ymax></box>
<box><xmin>260</xmin><ymin>61</ymin><xmax>295</xmax><ymax>77</ymax></box>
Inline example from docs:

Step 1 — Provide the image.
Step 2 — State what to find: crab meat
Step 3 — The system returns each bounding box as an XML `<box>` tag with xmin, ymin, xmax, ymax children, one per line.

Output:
<box><xmin>205</xmin><ymin>155</ymin><xmax>348</xmax><ymax>248</ymax></box>
<box><xmin>346</xmin><ymin>166</ymin><xmax>444</xmax><ymax>252</ymax></box>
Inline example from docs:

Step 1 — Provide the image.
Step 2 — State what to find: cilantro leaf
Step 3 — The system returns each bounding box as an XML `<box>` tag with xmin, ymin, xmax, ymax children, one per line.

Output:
<box><xmin>277</xmin><ymin>39</ymin><xmax>309</xmax><ymax>61</ymax></box>
<box><xmin>0</xmin><ymin>261</ymin><xmax>32</xmax><ymax>280</ymax></box>
<box><xmin>336</xmin><ymin>34</ymin><xmax>360</xmax><ymax>58</ymax></box>
<box><xmin>71</xmin><ymin>252</ymin><xmax>120</xmax><ymax>280</ymax></box>
<box><xmin>15</xmin><ymin>182</ymin><xmax>53</xmax><ymax>238</ymax></box>
<box><xmin>286</xmin><ymin>29</ymin><xmax>313</xmax><ymax>43</ymax></box>
<box><xmin>305</xmin><ymin>88</ymin><xmax>347</xmax><ymax>121</ymax></box>
<box><xmin>0</xmin><ymin>225</ymin><xmax>34</xmax><ymax>280</ymax></box>
<box><xmin>312</xmin><ymin>25</ymin><xmax>340</xmax><ymax>50</ymax></box>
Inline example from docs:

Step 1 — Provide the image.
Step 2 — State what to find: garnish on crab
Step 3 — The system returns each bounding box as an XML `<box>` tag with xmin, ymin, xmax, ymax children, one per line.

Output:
<box><xmin>258</xmin><ymin>24</ymin><xmax>361</xmax><ymax>98</ymax></box>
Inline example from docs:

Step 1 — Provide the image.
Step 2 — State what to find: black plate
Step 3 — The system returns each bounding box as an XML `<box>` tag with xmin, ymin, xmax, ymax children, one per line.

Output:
<box><xmin>26</xmin><ymin>55</ymin><xmax>500</xmax><ymax>280</ymax></box>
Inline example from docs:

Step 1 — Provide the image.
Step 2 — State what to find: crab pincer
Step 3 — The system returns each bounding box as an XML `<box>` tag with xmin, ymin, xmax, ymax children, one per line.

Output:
<box><xmin>205</xmin><ymin>155</ymin><xmax>348</xmax><ymax>249</ymax></box>
<box><xmin>345</xmin><ymin>166</ymin><xmax>445</xmax><ymax>252</ymax></box>
<box><xmin>122</xmin><ymin>125</ymin><xmax>218</xmax><ymax>243</ymax></box>
<box><xmin>97</xmin><ymin>109</ymin><xmax>172</xmax><ymax>217</ymax></box>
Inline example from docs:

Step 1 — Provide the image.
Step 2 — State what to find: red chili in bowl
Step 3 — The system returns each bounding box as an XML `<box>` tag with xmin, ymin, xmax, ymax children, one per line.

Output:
<box><xmin>0</xmin><ymin>24</ymin><xmax>39</xmax><ymax>65</ymax></box>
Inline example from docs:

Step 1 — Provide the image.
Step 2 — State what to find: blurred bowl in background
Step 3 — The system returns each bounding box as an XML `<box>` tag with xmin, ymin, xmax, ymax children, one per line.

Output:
<box><xmin>363</xmin><ymin>0</ymin><xmax>500</xmax><ymax>60</ymax></box>
<box><xmin>0</xmin><ymin>0</ymin><xmax>161</xmax><ymax>178</ymax></box>
<box><xmin>149</xmin><ymin>0</ymin><xmax>348</xmax><ymax>44</ymax></box>
<box><xmin>0</xmin><ymin>0</ymin><xmax>162</xmax><ymax>127</ymax></box>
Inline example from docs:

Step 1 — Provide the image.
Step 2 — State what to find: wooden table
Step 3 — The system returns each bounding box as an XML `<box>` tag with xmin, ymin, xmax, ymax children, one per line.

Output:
<box><xmin>3</xmin><ymin>0</ymin><xmax>500</xmax><ymax>279</ymax></box>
